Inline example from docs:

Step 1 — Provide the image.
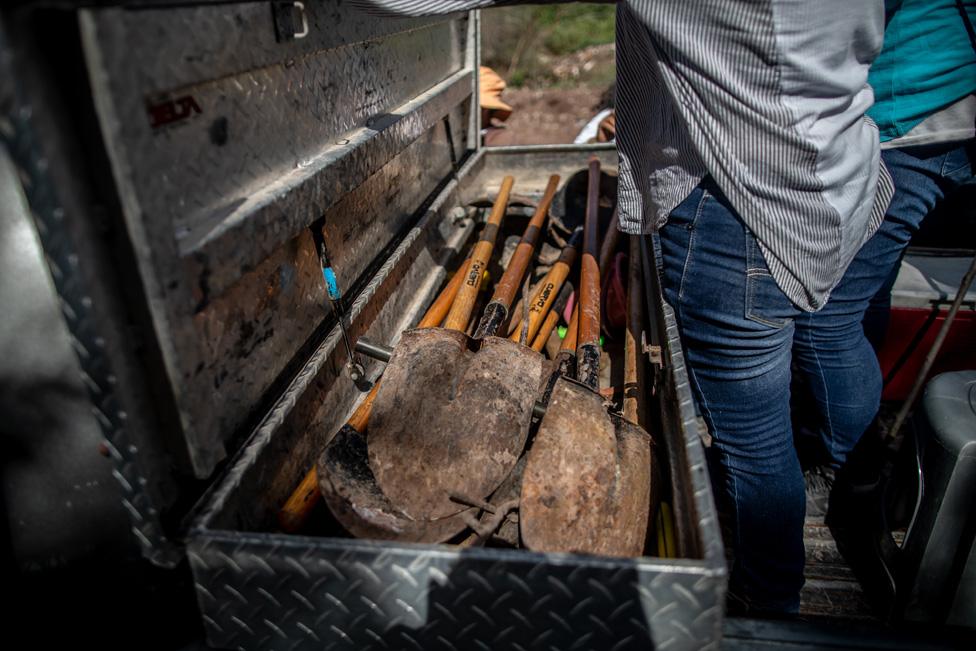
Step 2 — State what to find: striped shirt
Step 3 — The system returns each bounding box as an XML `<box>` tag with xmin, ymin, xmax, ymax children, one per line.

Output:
<box><xmin>352</xmin><ymin>0</ymin><xmax>894</xmax><ymax>312</ymax></box>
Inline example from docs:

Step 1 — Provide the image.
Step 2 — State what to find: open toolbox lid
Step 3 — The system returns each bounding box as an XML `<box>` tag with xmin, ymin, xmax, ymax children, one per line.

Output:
<box><xmin>1</xmin><ymin>0</ymin><xmax>479</xmax><ymax>565</ymax></box>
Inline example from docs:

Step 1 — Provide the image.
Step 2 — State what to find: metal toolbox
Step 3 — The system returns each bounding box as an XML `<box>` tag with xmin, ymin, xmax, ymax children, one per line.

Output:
<box><xmin>2</xmin><ymin>2</ymin><xmax>725</xmax><ymax>649</ymax></box>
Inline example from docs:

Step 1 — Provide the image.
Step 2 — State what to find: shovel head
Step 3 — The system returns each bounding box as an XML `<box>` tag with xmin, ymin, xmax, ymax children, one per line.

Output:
<box><xmin>317</xmin><ymin>424</ymin><xmax>471</xmax><ymax>542</ymax></box>
<box><xmin>521</xmin><ymin>377</ymin><xmax>652</xmax><ymax>557</ymax></box>
<box><xmin>368</xmin><ymin>328</ymin><xmax>545</xmax><ymax>520</ymax></box>
<box><xmin>606</xmin><ymin>415</ymin><xmax>652</xmax><ymax>557</ymax></box>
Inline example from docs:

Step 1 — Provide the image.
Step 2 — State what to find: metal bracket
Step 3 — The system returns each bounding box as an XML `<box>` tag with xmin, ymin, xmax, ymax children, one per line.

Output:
<box><xmin>641</xmin><ymin>330</ymin><xmax>663</xmax><ymax>367</ymax></box>
<box><xmin>272</xmin><ymin>1</ymin><xmax>309</xmax><ymax>42</ymax></box>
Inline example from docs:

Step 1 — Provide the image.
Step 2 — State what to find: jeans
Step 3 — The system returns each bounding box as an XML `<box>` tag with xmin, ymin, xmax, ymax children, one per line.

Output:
<box><xmin>862</xmin><ymin>142</ymin><xmax>976</xmax><ymax>348</ymax></box>
<box><xmin>657</xmin><ymin>142</ymin><xmax>973</xmax><ymax>612</ymax></box>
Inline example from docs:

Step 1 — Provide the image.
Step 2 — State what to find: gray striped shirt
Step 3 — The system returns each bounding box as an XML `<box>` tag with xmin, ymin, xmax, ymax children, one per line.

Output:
<box><xmin>353</xmin><ymin>0</ymin><xmax>894</xmax><ymax>311</ymax></box>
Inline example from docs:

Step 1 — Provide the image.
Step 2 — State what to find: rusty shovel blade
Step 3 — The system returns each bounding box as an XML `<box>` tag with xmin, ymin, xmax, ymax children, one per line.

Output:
<box><xmin>520</xmin><ymin>377</ymin><xmax>617</xmax><ymax>554</ymax></box>
<box><xmin>520</xmin><ymin>380</ymin><xmax>652</xmax><ymax>558</ymax></box>
<box><xmin>317</xmin><ymin>424</ymin><xmax>472</xmax><ymax>542</ymax></box>
<box><xmin>367</xmin><ymin>328</ymin><xmax>546</xmax><ymax>520</ymax></box>
<box><xmin>606</xmin><ymin>413</ymin><xmax>653</xmax><ymax>557</ymax></box>
<box><xmin>521</xmin><ymin>376</ymin><xmax>652</xmax><ymax>557</ymax></box>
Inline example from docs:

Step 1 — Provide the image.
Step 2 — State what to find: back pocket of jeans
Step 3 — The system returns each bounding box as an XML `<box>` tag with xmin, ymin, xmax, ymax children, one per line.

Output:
<box><xmin>744</xmin><ymin>234</ymin><xmax>795</xmax><ymax>329</ymax></box>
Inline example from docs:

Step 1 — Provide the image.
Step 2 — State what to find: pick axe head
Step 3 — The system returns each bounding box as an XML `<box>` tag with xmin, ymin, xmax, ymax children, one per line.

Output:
<box><xmin>367</xmin><ymin>328</ymin><xmax>546</xmax><ymax>520</ymax></box>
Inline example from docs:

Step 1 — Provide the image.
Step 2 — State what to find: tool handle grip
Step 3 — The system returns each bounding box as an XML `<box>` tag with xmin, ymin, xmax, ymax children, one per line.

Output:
<box><xmin>509</xmin><ymin>257</ymin><xmax>573</xmax><ymax>344</ymax></box>
<box><xmin>490</xmin><ymin>175</ymin><xmax>559</xmax><ymax>309</ymax></box>
<box><xmin>577</xmin><ymin>158</ymin><xmax>602</xmax><ymax>389</ymax></box>
<box><xmin>561</xmin><ymin>304</ymin><xmax>579</xmax><ymax>352</ymax></box>
<box><xmin>444</xmin><ymin>176</ymin><xmax>514</xmax><ymax>331</ymax></box>
<box><xmin>278</xmin><ymin>468</ymin><xmax>321</xmax><ymax>533</ymax></box>
<box><xmin>531</xmin><ymin>309</ymin><xmax>560</xmax><ymax>352</ymax></box>
<box><xmin>418</xmin><ymin>256</ymin><xmax>468</xmax><ymax>329</ymax></box>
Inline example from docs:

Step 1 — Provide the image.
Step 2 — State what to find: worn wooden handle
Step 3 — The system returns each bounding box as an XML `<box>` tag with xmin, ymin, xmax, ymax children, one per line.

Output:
<box><xmin>561</xmin><ymin>304</ymin><xmax>580</xmax><ymax>353</ymax></box>
<box><xmin>598</xmin><ymin>207</ymin><xmax>620</xmax><ymax>279</ymax></box>
<box><xmin>277</xmin><ymin>467</ymin><xmax>321</xmax><ymax>533</ymax></box>
<box><xmin>278</xmin><ymin>254</ymin><xmax>468</xmax><ymax>533</ymax></box>
<box><xmin>510</xmin><ymin>260</ymin><xmax>571</xmax><ymax>344</ymax></box>
<box><xmin>531</xmin><ymin>309</ymin><xmax>560</xmax><ymax>353</ymax></box>
<box><xmin>418</xmin><ymin>257</ymin><xmax>468</xmax><ymax>329</ymax></box>
<box><xmin>444</xmin><ymin>176</ymin><xmax>514</xmax><ymax>331</ymax></box>
<box><xmin>623</xmin><ymin>236</ymin><xmax>642</xmax><ymax>423</ymax></box>
<box><xmin>491</xmin><ymin>175</ymin><xmax>559</xmax><ymax>309</ymax></box>
<box><xmin>576</xmin><ymin>159</ymin><xmax>602</xmax><ymax>389</ymax></box>
<box><xmin>578</xmin><ymin>159</ymin><xmax>602</xmax><ymax>348</ymax></box>
<box><xmin>507</xmin><ymin>230</ymin><xmax>580</xmax><ymax>343</ymax></box>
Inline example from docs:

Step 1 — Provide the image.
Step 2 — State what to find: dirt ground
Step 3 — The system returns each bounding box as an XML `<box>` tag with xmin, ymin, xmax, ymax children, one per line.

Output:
<box><xmin>484</xmin><ymin>85</ymin><xmax>610</xmax><ymax>147</ymax></box>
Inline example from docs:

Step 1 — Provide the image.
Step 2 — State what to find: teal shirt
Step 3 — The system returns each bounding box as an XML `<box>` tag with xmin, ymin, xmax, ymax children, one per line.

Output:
<box><xmin>868</xmin><ymin>0</ymin><xmax>976</xmax><ymax>141</ymax></box>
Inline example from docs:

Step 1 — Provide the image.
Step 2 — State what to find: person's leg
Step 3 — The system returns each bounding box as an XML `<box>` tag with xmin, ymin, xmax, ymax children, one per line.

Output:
<box><xmin>862</xmin><ymin>142</ymin><xmax>975</xmax><ymax>349</ymax></box>
<box><xmin>659</xmin><ymin>178</ymin><xmax>804</xmax><ymax>612</ymax></box>
<box><xmin>797</xmin><ymin>142</ymin><xmax>975</xmax><ymax>481</ymax></box>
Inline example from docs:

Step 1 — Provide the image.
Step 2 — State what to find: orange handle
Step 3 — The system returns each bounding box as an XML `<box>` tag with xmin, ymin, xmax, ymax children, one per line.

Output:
<box><xmin>418</xmin><ymin>257</ymin><xmax>468</xmax><ymax>329</ymax></box>
<box><xmin>490</xmin><ymin>175</ymin><xmax>559</xmax><ymax>308</ymax></box>
<box><xmin>508</xmin><ymin>240</ymin><xmax>578</xmax><ymax>344</ymax></box>
<box><xmin>278</xmin><ymin>468</ymin><xmax>321</xmax><ymax>533</ymax></box>
<box><xmin>531</xmin><ymin>309</ymin><xmax>560</xmax><ymax>353</ymax></box>
<box><xmin>578</xmin><ymin>159</ymin><xmax>602</xmax><ymax>349</ymax></box>
<box><xmin>444</xmin><ymin>176</ymin><xmax>514</xmax><ymax>331</ymax></box>
<box><xmin>561</xmin><ymin>304</ymin><xmax>580</xmax><ymax>353</ymax></box>
<box><xmin>279</xmin><ymin>254</ymin><xmax>469</xmax><ymax>533</ymax></box>
<box><xmin>576</xmin><ymin>159</ymin><xmax>602</xmax><ymax>390</ymax></box>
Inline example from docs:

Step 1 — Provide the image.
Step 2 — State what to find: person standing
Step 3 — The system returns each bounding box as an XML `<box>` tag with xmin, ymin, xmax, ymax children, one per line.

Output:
<box><xmin>859</xmin><ymin>0</ymin><xmax>976</xmax><ymax>351</ymax></box>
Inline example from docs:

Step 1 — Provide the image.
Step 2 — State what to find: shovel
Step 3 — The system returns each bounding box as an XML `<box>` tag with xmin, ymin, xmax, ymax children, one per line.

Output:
<box><xmin>275</xmin><ymin>253</ymin><xmax>467</xmax><ymax>536</ymax></box>
<box><xmin>367</xmin><ymin>176</ymin><xmax>549</xmax><ymax>520</ymax></box>
<box><xmin>474</xmin><ymin>175</ymin><xmax>560</xmax><ymax>338</ymax></box>
<box><xmin>311</xmin><ymin>258</ymin><xmax>480</xmax><ymax>541</ymax></box>
<box><xmin>520</xmin><ymin>159</ymin><xmax>652</xmax><ymax>557</ymax></box>
<box><xmin>317</xmin><ymin>177</ymin><xmax>557</xmax><ymax>539</ymax></box>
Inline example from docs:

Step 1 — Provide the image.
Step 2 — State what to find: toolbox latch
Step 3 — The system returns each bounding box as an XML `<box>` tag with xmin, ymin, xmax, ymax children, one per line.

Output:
<box><xmin>272</xmin><ymin>1</ymin><xmax>309</xmax><ymax>42</ymax></box>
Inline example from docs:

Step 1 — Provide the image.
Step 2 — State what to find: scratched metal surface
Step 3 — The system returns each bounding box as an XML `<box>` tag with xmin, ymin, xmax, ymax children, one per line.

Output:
<box><xmin>190</xmin><ymin>147</ymin><xmax>727</xmax><ymax>650</ymax></box>
<box><xmin>78</xmin><ymin>3</ymin><xmax>473</xmax><ymax>477</ymax></box>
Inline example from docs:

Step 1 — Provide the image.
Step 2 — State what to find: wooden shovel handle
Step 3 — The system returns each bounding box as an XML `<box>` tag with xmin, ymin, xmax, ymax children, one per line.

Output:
<box><xmin>444</xmin><ymin>176</ymin><xmax>514</xmax><ymax>331</ymax></box>
<box><xmin>418</xmin><ymin>256</ymin><xmax>467</xmax><ymax>329</ymax></box>
<box><xmin>598</xmin><ymin>207</ymin><xmax>620</xmax><ymax>279</ymax></box>
<box><xmin>278</xmin><ymin>254</ymin><xmax>468</xmax><ymax>533</ymax></box>
<box><xmin>623</xmin><ymin>236</ymin><xmax>642</xmax><ymax>423</ymax></box>
<box><xmin>491</xmin><ymin>175</ymin><xmax>559</xmax><ymax>308</ymax></box>
<box><xmin>561</xmin><ymin>303</ymin><xmax>579</xmax><ymax>353</ymax></box>
<box><xmin>531</xmin><ymin>309</ymin><xmax>560</xmax><ymax>353</ymax></box>
<box><xmin>508</xmin><ymin>239</ymin><xmax>578</xmax><ymax>344</ymax></box>
<box><xmin>576</xmin><ymin>159</ymin><xmax>602</xmax><ymax>389</ymax></box>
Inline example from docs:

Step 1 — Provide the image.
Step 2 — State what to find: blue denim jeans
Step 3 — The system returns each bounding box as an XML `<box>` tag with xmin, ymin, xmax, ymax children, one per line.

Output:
<box><xmin>862</xmin><ymin>141</ymin><xmax>976</xmax><ymax>347</ymax></box>
<box><xmin>658</xmin><ymin>141</ymin><xmax>974</xmax><ymax>613</ymax></box>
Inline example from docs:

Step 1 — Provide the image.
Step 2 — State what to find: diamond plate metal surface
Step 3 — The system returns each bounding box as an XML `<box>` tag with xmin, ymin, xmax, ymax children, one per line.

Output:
<box><xmin>189</xmin><ymin>533</ymin><xmax>723</xmax><ymax>651</ymax></box>
<box><xmin>0</xmin><ymin>16</ymin><xmax>181</xmax><ymax>566</ymax></box>
<box><xmin>79</xmin><ymin>3</ymin><xmax>473</xmax><ymax>478</ymax></box>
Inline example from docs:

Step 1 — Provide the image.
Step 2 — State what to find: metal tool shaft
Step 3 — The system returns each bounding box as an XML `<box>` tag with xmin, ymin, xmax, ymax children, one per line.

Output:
<box><xmin>311</xmin><ymin>224</ymin><xmax>365</xmax><ymax>383</ymax></box>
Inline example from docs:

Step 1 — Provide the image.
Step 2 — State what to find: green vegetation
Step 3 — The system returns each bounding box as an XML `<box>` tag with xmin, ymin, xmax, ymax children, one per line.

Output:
<box><xmin>536</xmin><ymin>5</ymin><xmax>616</xmax><ymax>55</ymax></box>
<box><xmin>481</xmin><ymin>5</ymin><xmax>616</xmax><ymax>88</ymax></box>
